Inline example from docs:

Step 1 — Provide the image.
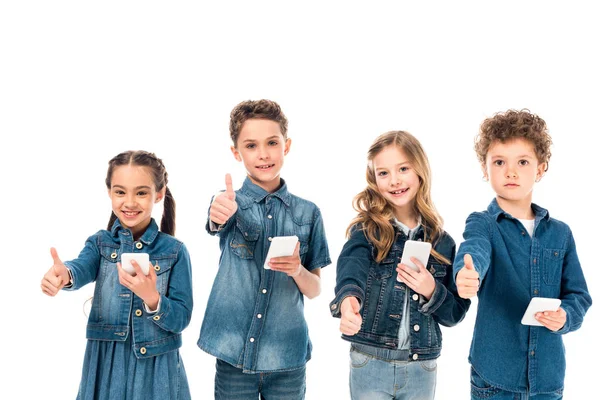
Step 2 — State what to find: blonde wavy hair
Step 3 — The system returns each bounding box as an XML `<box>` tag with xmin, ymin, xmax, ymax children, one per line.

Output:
<box><xmin>347</xmin><ymin>131</ymin><xmax>449</xmax><ymax>264</ymax></box>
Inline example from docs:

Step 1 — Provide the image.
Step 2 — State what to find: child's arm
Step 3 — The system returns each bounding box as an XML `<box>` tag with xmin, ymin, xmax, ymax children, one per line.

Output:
<box><xmin>268</xmin><ymin>242</ymin><xmax>322</xmax><ymax>299</ymax></box>
<box><xmin>454</xmin><ymin>212</ymin><xmax>493</xmax><ymax>298</ymax></box>
<box><xmin>118</xmin><ymin>242</ymin><xmax>194</xmax><ymax>333</ymax></box>
<box><xmin>41</xmin><ymin>247</ymin><xmax>72</xmax><ymax>296</ymax></box>
<box><xmin>539</xmin><ymin>228</ymin><xmax>592</xmax><ymax>334</ymax></box>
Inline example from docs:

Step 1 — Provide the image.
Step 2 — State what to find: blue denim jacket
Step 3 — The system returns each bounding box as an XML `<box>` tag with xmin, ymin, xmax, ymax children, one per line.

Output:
<box><xmin>64</xmin><ymin>219</ymin><xmax>193</xmax><ymax>359</ymax></box>
<box><xmin>198</xmin><ymin>178</ymin><xmax>331</xmax><ymax>373</ymax></box>
<box><xmin>453</xmin><ymin>199</ymin><xmax>592</xmax><ymax>394</ymax></box>
<box><xmin>330</xmin><ymin>223</ymin><xmax>469</xmax><ymax>361</ymax></box>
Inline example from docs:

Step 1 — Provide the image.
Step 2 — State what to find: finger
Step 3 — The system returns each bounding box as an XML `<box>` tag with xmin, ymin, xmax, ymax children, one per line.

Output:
<box><xmin>148</xmin><ymin>262</ymin><xmax>157</xmax><ymax>280</ymax></box>
<box><xmin>349</xmin><ymin>297</ymin><xmax>361</xmax><ymax>314</ymax></box>
<box><xmin>457</xmin><ymin>279</ymin><xmax>479</xmax><ymax>288</ymax></box>
<box><xmin>41</xmin><ymin>280</ymin><xmax>58</xmax><ymax>296</ymax></box>
<box><xmin>225</xmin><ymin>173</ymin><xmax>235</xmax><ymax>199</ymax></box>
<box><xmin>293</xmin><ymin>242</ymin><xmax>300</xmax><ymax>257</ymax></box>
<box><xmin>411</xmin><ymin>257</ymin><xmax>427</xmax><ymax>272</ymax></box>
<box><xmin>213</xmin><ymin>197</ymin><xmax>236</xmax><ymax>213</ymax></box>
<box><xmin>131</xmin><ymin>260</ymin><xmax>145</xmax><ymax>277</ymax></box>
<box><xmin>464</xmin><ymin>254</ymin><xmax>474</xmax><ymax>270</ymax></box>
<box><xmin>50</xmin><ymin>247</ymin><xmax>63</xmax><ymax>265</ymax></box>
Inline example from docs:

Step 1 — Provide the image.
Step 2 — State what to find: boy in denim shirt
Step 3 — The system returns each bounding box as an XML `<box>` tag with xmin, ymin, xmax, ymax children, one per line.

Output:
<box><xmin>454</xmin><ymin>109</ymin><xmax>592</xmax><ymax>399</ymax></box>
<box><xmin>198</xmin><ymin>99</ymin><xmax>331</xmax><ymax>399</ymax></box>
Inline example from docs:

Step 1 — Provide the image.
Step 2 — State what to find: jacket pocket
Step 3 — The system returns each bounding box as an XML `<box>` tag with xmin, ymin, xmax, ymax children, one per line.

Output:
<box><xmin>543</xmin><ymin>248</ymin><xmax>565</xmax><ymax>285</ymax></box>
<box><xmin>152</xmin><ymin>257</ymin><xmax>174</xmax><ymax>295</ymax></box>
<box><xmin>230</xmin><ymin>218</ymin><xmax>260</xmax><ymax>260</ymax></box>
<box><xmin>427</xmin><ymin>262</ymin><xmax>447</xmax><ymax>279</ymax></box>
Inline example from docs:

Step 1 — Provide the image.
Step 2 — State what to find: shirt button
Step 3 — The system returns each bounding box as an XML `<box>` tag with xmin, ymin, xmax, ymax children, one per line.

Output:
<box><xmin>554</xmin><ymin>251</ymin><xmax>558</xmax><ymax>256</ymax></box>
<box><xmin>268</xmin><ymin>237</ymin><xmax>273</xmax><ymax>241</ymax></box>
<box><xmin>111</xmin><ymin>252</ymin><xmax>118</xmax><ymax>259</ymax></box>
<box><xmin>262</xmin><ymin>289</ymin><xmax>267</xmax><ymax>294</ymax></box>
<box><xmin>521</xmin><ymin>231</ymin><xmax>525</xmax><ymax>236</ymax></box>
<box><xmin>413</xmin><ymin>324</ymin><xmax>420</xmax><ymax>332</ymax></box>
<box><xmin>412</xmin><ymin>294</ymin><xmax>419</xmax><ymax>301</ymax></box>
<box><xmin>533</xmin><ymin>258</ymin><xmax>537</xmax><ymax>264</ymax></box>
<box><xmin>331</xmin><ymin>304</ymin><xmax>337</xmax><ymax>310</ymax></box>
<box><xmin>530</xmin><ymin>350</ymin><xmax>535</xmax><ymax>356</ymax></box>
<box><xmin>140</xmin><ymin>347</ymin><xmax>147</xmax><ymax>355</ymax></box>
<box><xmin>135</xmin><ymin>309</ymin><xmax>142</xmax><ymax>317</ymax></box>
<box><xmin>154</xmin><ymin>265</ymin><xmax>160</xmax><ymax>272</ymax></box>
<box><xmin>135</xmin><ymin>242</ymin><xmax>143</xmax><ymax>249</ymax></box>
<box><xmin>257</xmin><ymin>314</ymin><xmax>262</xmax><ymax>319</ymax></box>
<box><xmin>153</xmin><ymin>315</ymin><xmax>160</xmax><ymax>321</ymax></box>
<box><xmin>412</xmin><ymin>354</ymin><xmax>419</xmax><ymax>360</ymax></box>
<box><xmin>267</xmin><ymin>215</ymin><xmax>272</xmax><ymax>219</ymax></box>
<box><xmin>534</xmin><ymin>289</ymin><xmax>539</xmax><ymax>295</ymax></box>
<box><xmin>250</xmin><ymin>338</ymin><xmax>255</xmax><ymax>343</ymax></box>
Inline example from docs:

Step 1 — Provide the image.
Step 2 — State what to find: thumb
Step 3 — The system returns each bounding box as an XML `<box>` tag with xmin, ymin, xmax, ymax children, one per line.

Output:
<box><xmin>225</xmin><ymin>173</ymin><xmax>235</xmax><ymax>200</ymax></box>
<box><xmin>350</xmin><ymin>297</ymin><xmax>361</xmax><ymax>314</ymax></box>
<box><xmin>50</xmin><ymin>247</ymin><xmax>66</xmax><ymax>275</ymax></box>
<box><xmin>464</xmin><ymin>254</ymin><xmax>474</xmax><ymax>270</ymax></box>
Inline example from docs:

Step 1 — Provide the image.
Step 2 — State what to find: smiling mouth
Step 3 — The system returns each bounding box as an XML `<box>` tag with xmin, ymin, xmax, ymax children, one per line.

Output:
<box><xmin>256</xmin><ymin>164</ymin><xmax>275</xmax><ymax>170</ymax></box>
<box><xmin>390</xmin><ymin>188</ymin><xmax>408</xmax><ymax>195</ymax></box>
<box><xmin>122</xmin><ymin>210</ymin><xmax>141</xmax><ymax>217</ymax></box>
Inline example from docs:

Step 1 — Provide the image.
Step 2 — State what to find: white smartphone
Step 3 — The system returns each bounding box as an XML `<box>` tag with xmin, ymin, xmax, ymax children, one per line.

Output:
<box><xmin>264</xmin><ymin>236</ymin><xmax>298</xmax><ymax>269</ymax></box>
<box><xmin>121</xmin><ymin>253</ymin><xmax>150</xmax><ymax>276</ymax></box>
<box><xmin>397</xmin><ymin>240</ymin><xmax>432</xmax><ymax>281</ymax></box>
<box><xmin>521</xmin><ymin>297</ymin><xmax>561</xmax><ymax>326</ymax></box>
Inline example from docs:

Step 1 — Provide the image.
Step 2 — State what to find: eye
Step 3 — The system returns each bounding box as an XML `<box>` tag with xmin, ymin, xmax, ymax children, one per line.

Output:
<box><xmin>494</xmin><ymin>160</ymin><xmax>504</xmax><ymax>166</ymax></box>
<box><xmin>246</xmin><ymin>143</ymin><xmax>256</xmax><ymax>149</ymax></box>
<box><xmin>137</xmin><ymin>191</ymin><xmax>148</xmax><ymax>196</ymax></box>
<box><xmin>377</xmin><ymin>171</ymin><xmax>388</xmax><ymax>177</ymax></box>
<box><xmin>400</xmin><ymin>166</ymin><xmax>409</xmax><ymax>172</ymax></box>
<box><xmin>519</xmin><ymin>160</ymin><xmax>529</xmax><ymax>166</ymax></box>
<box><xmin>268</xmin><ymin>140</ymin><xmax>279</xmax><ymax>146</ymax></box>
<box><xmin>115</xmin><ymin>190</ymin><xmax>125</xmax><ymax>195</ymax></box>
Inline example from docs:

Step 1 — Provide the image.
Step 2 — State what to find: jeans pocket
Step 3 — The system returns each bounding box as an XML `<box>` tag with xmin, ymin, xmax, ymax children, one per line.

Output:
<box><xmin>349</xmin><ymin>347</ymin><xmax>372</xmax><ymax>369</ymax></box>
<box><xmin>470</xmin><ymin>367</ymin><xmax>502</xmax><ymax>398</ymax></box>
<box><xmin>419</xmin><ymin>359</ymin><xmax>437</xmax><ymax>372</ymax></box>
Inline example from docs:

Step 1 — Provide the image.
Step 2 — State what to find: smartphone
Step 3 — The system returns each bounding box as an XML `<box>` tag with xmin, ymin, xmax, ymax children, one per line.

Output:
<box><xmin>264</xmin><ymin>236</ymin><xmax>298</xmax><ymax>269</ymax></box>
<box><xmin>397</xmin><ymin>240</ymin><xmax>432</xmax><ymax>281</ymax></box>
<box><xmin>121</xmin><ymin>253</ymin><xmax>150</xmax><ymax>276</ymax></box>
<box><xmin>521</xmin><ymin>297</ymin><xmax>561</xmax><ymax>326</ymax></box>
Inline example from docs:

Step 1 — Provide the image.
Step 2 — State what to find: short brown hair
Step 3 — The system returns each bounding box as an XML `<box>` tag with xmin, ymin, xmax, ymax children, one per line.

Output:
<box><xmin>229</xmin><ymin>99</ymin><xmax>288</xmax><ymax>147</ymax></box>
<box><xmin>475</xmin><ymin>109</ymin><xmax>552</xmax><ymax>171</ymax></box>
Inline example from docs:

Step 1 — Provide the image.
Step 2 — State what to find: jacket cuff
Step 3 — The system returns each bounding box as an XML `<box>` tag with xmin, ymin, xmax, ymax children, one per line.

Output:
<box><xmin>419</xmin><ymin>280</ymin><xmax>447</xmax><ymax>315</ymax></box>
<box><xmin>330</xmin><ymin>284</ymin><xmax>364</xmax><ymax>318</ymax></box>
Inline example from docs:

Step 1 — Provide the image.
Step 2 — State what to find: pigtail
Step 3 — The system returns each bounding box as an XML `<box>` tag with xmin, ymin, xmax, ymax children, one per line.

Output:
<box><xmin>160</xmin><ymin>186</ymin><xmax>176</xmax><ymax>236</ymax></box>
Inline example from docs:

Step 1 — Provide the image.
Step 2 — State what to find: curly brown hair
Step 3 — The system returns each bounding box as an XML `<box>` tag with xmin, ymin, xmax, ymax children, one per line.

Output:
<box><xmin>475</xmin><ymin>109</ymin><xmax>552</xmax><ymax>171</ymax></box>
<box><xmin>229</xmin><ymin>99</ymin><xmax>288</xmax><ymax>147</ymax></box>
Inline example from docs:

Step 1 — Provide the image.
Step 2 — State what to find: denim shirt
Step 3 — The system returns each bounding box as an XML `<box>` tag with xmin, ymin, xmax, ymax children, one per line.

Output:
<box><xmin>453</xmin><ymin>199</ymin><xmax>592</xmax><ymax>394</ymax></box>
<box><xmin>198</xmin><ymin>177</ymin><xmax>331</xmax><ymax>373</ymax></box>
<box><xmin>330</xmin><ymin>223</ymin><xmax>469</xmax><ymax>361</ymax></box>
<box><xmin>64</xmin><ymin>218</ymin><xmax>193</xmax><ymax>359</ymax></box>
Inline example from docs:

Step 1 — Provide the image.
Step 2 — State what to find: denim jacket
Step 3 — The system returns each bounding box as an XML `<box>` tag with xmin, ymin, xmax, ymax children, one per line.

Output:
<box><xmin>198</xmin><ymin>177</ymin><xmax>331</xmax><ymax>373</ymax></box>
<box><xmin>453</xmin><ymin>199</ymin><xmax>592</xmax><ymax>394</ymax></box>
<box><xmin>64</xmin><ymin>219</ymin><xmax>193</xmax><ymax>359</ymax></box>
<box><xmin>330</xmin><ymin>223</ymin><xmax>469</xmax><ymax>361</ymax></box>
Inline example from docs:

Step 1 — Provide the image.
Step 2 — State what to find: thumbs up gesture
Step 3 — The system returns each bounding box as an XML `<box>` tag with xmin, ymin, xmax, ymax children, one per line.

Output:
<box><xmin>340</xmin><ymin>297</ymin><xmax>362</xmax><ymax>336</ymax></box>
<box><xmin>456</xmin><ymin>254</ymin><xmax>480</xmax><ymax>299</ymax></box>
<box><xmin>210</xmin><ymin>173</ymin><xmax>238</xmax><ymax>225</ymax></box>
<box><xmin>41</xmin><ymin>247</ymin><xmax>71</xmax><ymax>296</ymax></box>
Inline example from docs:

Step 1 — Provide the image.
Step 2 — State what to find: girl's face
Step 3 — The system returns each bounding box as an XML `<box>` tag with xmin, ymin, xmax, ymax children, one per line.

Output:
<box><xmin>483</xmin><ymin>138</ymin><xmax>546</xmax><ymax>206</ymax></box>
<box><xmin>373</xmin><ymin>145</ymin><xmax>420</xmax><ymax>220</ymax></box>
<box><xmin>108</xmin><ymin>165</ymin><xmax>164</xmax><ymax>239</ymax></box>
<box><xmin>231</xmin><ymin>118</ymin><xmax>291</xmax><ymax>193</ymax></box>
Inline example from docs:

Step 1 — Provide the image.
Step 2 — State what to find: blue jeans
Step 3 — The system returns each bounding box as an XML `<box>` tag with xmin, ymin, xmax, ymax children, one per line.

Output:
<box><xmin>349</xmin><ymin>346</ymin><xmax>437</xmax><ymax>400</ymax></box>
<box><xmin>214</xmin><ymin>359</ymin><xmax>306</xmax><ymax>400</ymax></box>
<box><xmin>471</xmin><ymin>367</ymin><xmax>563</xmax><ymax>400</ymax></box>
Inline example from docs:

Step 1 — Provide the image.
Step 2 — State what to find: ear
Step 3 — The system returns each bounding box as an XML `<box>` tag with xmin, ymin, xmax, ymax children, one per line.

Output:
<box><xmin>155</xmin><ymin>187</ymin><xmax>166</xmax><ymax>203</ymax></box>
<box><xmin>231</xmin><ymin>145</ymin><xmax>242</xmax><ymax>162</ymax></box>
<box><xmin>284</xmin><ymin>138</ymin><xmax>292</xmax><ymax>155</ymax></box>
<box><xmin>480</xmin><ymin>163</ymin><xmax>489</xmax><ymax>181</ymax></box>
<box><xmin>536</xmin><ymin>162</ymin><xmax>547</xmax><ymax>182</ymax></box>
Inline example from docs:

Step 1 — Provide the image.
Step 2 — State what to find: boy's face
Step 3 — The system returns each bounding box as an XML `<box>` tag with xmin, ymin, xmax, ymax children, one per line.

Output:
<box><xmin>483</xmin><ymin>138</ymin><xmax>546</xmax><ymax>205</ymax></box>
<box><xmin>231</xmin><ymin>118</ymin><xmax>291</xmax><ymax>193</ymax></box>
<box><xmin>373</xmin><ymin>145</ymin><xmax>421</xmax><ymax>221</ymax></box>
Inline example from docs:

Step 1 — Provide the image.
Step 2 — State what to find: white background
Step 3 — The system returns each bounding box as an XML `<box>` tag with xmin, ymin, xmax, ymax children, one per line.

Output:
<box><xmin>1</xmin><ymin>1</ymin><xmax>598</xmax><ymax>399</ymax></box>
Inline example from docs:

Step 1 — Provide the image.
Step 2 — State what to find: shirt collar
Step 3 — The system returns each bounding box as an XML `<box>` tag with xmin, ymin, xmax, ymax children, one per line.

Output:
<box><xmin>110</xmin><ymin>217</ymin><xmax>160</xmax><ymax>244</ymax></box>
<box><xmin>487</xmin><ymin>197</ymin><xmax>550</xmax><ymax>222</ymax></box>
<box><xmin>240</xmin><ymin>176</ymin><xmax>291</xmax><ymax>206</ymax></box>
<box><xmin>392</xmin><ymin>218</ymin><xmax>422</xmax><ymax>239</ymax></box>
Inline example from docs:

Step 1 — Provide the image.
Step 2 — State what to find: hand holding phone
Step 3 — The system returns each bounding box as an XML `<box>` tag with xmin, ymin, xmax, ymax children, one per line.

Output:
<box><xmin>121</xmin><ymin>253</ymin><xmax>150</xmax><ymax>276</ymax></box>
<box><xmin>264</xmin><ymin>236</ymin><xmax>299</xmax><ymax>269</ymax></box>
<box><xmin>521</xmin><ymin>297</ymin><xmax>561</xmax><ymax>326</ymax></box>
<box><xmin>397</xmin><ymin>240</ymin><xmax>432</xmax><ymax>281</ymax></box>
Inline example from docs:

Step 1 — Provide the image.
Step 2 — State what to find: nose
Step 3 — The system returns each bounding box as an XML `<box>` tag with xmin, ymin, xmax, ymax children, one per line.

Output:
<box><xmin>390</xmin><ymin>172</ymin><xmax>401</xmax><ymax>187</ymax></box>
<box><xmin>124</xmin><ymin>193</ymin><xmax>136</xmax><ymax>208</ymax></box>
<box><xmin>505</xmin><ymin>168</ymin><xmax>517</xmax><ymax>179</ymax></box>
<box><xmin>258</xmin><ymin>145</ymin><xmax>270</xmax><ymax>160</ymax></box>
